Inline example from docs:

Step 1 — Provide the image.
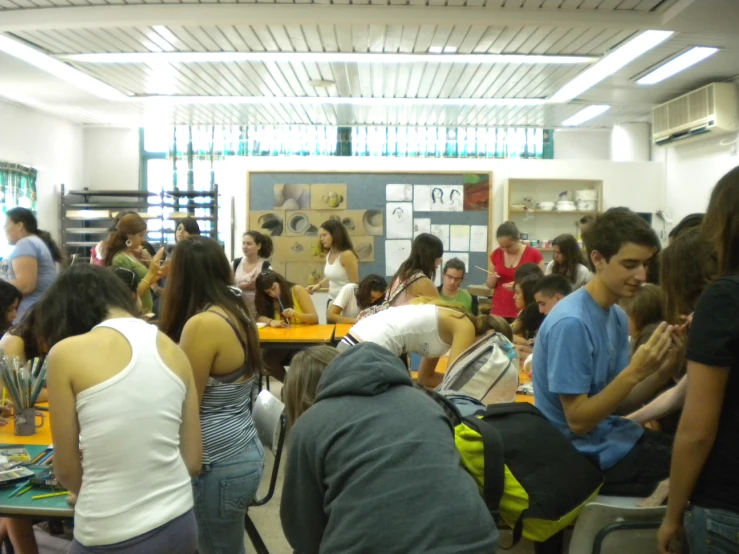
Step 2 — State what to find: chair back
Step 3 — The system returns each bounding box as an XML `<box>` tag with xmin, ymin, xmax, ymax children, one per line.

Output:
<box><xmin>253</xmin><ymin>390</ymin><xmax>285</xmax><ymax>454</ymax></box>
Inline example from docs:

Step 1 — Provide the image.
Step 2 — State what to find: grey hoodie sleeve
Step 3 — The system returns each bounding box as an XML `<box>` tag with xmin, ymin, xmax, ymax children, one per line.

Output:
<box><xmin>280</xmin><ymin>423</ymin><xmax>327</xmax><ymax>554</ymax></box>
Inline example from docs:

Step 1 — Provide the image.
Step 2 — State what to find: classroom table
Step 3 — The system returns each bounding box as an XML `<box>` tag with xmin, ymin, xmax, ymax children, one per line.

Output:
<box><xmin>0</xmin><ymin>413</ymin><xmax>73</xmax><ymax>519</ymax></box>
<box><xmin>333</xmin><ymin>324</ymin><xmax>352</xmax><ymax>341</ymax></box>
<box><xmin>258</xmin><ymin>324</ymin><xmax>336</xmax><ymax>348</ymax></box>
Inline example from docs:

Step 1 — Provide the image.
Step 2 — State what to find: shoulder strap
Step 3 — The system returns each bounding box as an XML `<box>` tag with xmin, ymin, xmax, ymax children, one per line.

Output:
<box><xmin>462</xmin><ymin>417</ymin><xmax>505</xmax><ymax>513</ymax></box>
<box><xmin>386</xmin><ymin>271</ymin><xmax>426</xmax><ymax>304</ymax></box>
<box><xmin>206</xmin><ymin>309</ymin><xmax>248</xmax><ymax>352</ymax></box>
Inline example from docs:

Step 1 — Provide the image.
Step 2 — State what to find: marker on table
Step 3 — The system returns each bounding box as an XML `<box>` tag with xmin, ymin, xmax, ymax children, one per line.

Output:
<box><xmin>32</xmin><ymin>491</ymin><xmax>69</xmax><ymax>500</ymax></box>
<box><xmin>16</xmin><ymin>485</ymin><xmax>33</xmax><ymax>497</ymax></box>
<box><xmin>277</xmin><ymin>299</ymin><xmax>291</xmax><ymax>328</ymax></box>
<box><xmin>8</xmin><ymin>480</ymin><xmax>30</xmax><ymax>498</ymax></box>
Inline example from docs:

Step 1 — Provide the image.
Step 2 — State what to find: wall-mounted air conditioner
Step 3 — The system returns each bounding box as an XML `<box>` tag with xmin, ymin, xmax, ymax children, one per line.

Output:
<box><xmin>652</xmin><ymin>82</ymin><xmax>738</xmax><ymax>146</ymax></box>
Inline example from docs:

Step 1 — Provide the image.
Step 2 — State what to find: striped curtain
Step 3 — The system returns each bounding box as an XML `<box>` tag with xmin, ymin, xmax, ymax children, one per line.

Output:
<box><xmin>0</xmin><ymin>162</ymin><xmax>37</xmax><ymax>215</ymax></box>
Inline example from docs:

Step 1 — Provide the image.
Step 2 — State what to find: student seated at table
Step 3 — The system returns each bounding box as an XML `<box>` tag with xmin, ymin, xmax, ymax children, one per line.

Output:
<box><xmin>437</xmin><ymin>257</ymin><xmax>479</xmax><ymax>315</ymax></box>
<box><xmin>338</xmin><ymin>298</ymin><xmax>488</xmax><ymax>388</ymax></box>
<box><xmin>327</xmin><ymin>274</ymin><xmax>387</xmax><ymax>324</ymax></box>
<box><xmin>281</xmin><ymin>343</ymin><xmax>498</xmax><ymax>554</ymax></box>
<box><xmin>533</xmin><ymin>208</ymin><xmax>684</xmax><ymax>497</ymax></box>
<box><xmin>533</xmin><ymin>274</ymin><xmax>572</xmax><ymax>316</ymax></box>
<box><xmin>255</xmin><ymin>270</ymin><xmax>318</xmax><ymax>327</ymax></box>
<box><xmin>545</xmin><ymin>233</ymin><xmax>592</xmax><ymax>290</ymax></box>
<box><xmin>36</xmin><ymin>264</ymin><xmax>202</xmax><ymax>554</ymax></box>
<box><xmin>0</xmin><ymin>281</ymin><xmax>21</xmax><ymax>335</ymax></box>
<box><xmin>511</xmin><ymin>274</ymin><xmax>544</xmax><ymax>342</ymax></box>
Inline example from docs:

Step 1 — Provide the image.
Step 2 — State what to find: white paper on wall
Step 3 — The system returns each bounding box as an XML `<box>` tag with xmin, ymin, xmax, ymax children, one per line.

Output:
<box><xmin>386</xmin><ymin>184</ymin><xmax>413</xmax><ymax>202</ymax></box>
<box><xmin>470</xmin><ymin>225</ymin><xmax>489</xmax><ymax>253</ymax></box>
<box><xmin>413</xmin><ymin>218</ymin><xmax>431</xmax><ymax>238</ymax></box>
<box><xmin>413</xmin><ymin>185</ymin><xmax>431</xmax><ymax>212</ymax></box>
<box><xmin>386</xmin><ymin>202</ymin><xmax>413</xmax><ymax>239</ymax></box>
<box><xmin>431</xmin><ymin>223</ymin><xmax>449</xmax><ymax>251</ymax></box>
<box><xmin>450</xmin><ymin>225</ymin><xmax>470</xmax><ymax>251</ymax></box>
<box><xmin>386</xmin><ymin>240</ymin><xmax>411</xmax><ymax>276</ymax></box>
<box><xmin>430</xmin><ymin>185</ymin><xmax>464</xmax><ymax>212</ymax></box>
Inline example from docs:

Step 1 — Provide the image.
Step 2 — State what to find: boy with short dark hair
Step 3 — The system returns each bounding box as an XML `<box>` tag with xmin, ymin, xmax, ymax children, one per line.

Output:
<box><xmin>533</xmin><ymin>208</ymin><xmax>683</xmax><ymax>496</ymax></box>
<box><xmin>437</xmin><ymin>258</ymin><xmax>478</xmax><ymax>315</ymax></box>
<box><xmin>533</xmin><ymin>275</ymin><xmax>572</xmax><ymax>316</ymax></box>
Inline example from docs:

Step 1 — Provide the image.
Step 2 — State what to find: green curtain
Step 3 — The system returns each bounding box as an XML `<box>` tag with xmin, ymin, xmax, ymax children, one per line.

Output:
<box><xmin>0</xmin><ymin>162</ymin><xmax>37</xmax><ymax>216</ymax></box>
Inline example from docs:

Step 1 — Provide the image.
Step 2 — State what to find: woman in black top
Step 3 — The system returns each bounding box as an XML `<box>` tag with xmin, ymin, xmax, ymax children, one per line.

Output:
<box><xmin>658</xmin><ymin>166</ymin><xmax>739</xmax><ymax>554</ymax></box>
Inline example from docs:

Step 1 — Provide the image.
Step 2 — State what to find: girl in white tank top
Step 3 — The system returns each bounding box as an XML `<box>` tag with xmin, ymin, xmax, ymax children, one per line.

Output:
<box><xmin>306</xmin><ymin>220</ymin><xmax>358</xmax><ymax>300</ymax></box>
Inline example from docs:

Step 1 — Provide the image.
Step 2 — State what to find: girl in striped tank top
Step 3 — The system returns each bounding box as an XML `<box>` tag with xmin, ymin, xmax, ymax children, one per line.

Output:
<box><xmin>160</xmin><ymin>237</ymin><xmax>265</xmax><ymax>554</ymax></box>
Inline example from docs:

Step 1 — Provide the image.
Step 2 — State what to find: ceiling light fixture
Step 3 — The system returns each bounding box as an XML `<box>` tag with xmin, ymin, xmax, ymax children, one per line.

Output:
<box><xmin>636</xmin><ymin>46</ymin><xmax>719</xmax><ymax>85</ymax></box>
<box><xmin>139</xmin><ymin>95</ymin><xmax>546</xmax><ymax>107</ymax></box>
<box><xmin>562</xmin><ymin>105</ymin><xmax>610</xmax><ymax>126</ymax></box>
<box><xmin>550</xmin><ymin>30</ymin><xmax>673</xmax><ymax>103</ymax></box>
<box><xmin>443</xmin><ymin>46</ymin><xmax>457</xmax><ymax>53</ymax></box>
<box><xmin>60</xmin><ymin>52</ymin><xmax>597</xmax><ymax>65</ymax></box>
<box><xmin>0</xmin><ymin>34</ymin><xmax>128</xmax><ymax>101</ymax></box>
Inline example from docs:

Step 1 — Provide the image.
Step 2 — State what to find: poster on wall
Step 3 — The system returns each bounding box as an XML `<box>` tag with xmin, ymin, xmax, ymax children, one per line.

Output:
<box><xmin>413</xmin><ymin>218</ymin><xmax>431</xmax><ymax>238</ymax></box>
<box><xmin>386</xmin><ymin>184</ymin><xmax>413</xmax><ymax>202</ymax></box>
<box><xmin>274</xmin><ymin>185</ymin><xmax>310</xmax><ymax>210</ymax></box>
<box><xmin>430</xmin><ymin>223</ymin><xmax>449</xmax><ymax>251</ymax></box>
<box><xmin>386</xmin><ymin>240</ymin><xmax>411</xmax><ymax>276</ymax></box>
<box><xmin>386</xmin><ymin>202</ymin><xmax>413</xmax><ymax>239</ymax></box>
<box><xmin>320</xmin><ymin>210</ymin><xmax>384</xmax><ymax>236</ymax></box>
<box><xmin>449</xmin><ymin>225</ymin><xmax>470</xmax><ymax>251</ymax></box>
<box><xmin>310</xmin><ymin>184</ymin><xmax>347</xmax><ymax>210</ymax></box>
<box><xmin>249</xmin><ymin>210</ymin><xmax>285</xmax><ymax>236</ymax></box>
<box><xmin>463</xmin><ymin>174</ymin><xmax>490</xmax><ymax>211</ymax></box>
<box><xmin>413</xmin><ymin>185</ymin><xmax>431</xmax><ymax>212</ymax></box>
<box><xmin>430</xmin><ymin>185</ymin><xmax>463</xmax><ymax>212</ymax></box>
<box><xmin>470</xmin><ymin>225</ymin><xmax>488</xmax><ymax>252</ymax></box>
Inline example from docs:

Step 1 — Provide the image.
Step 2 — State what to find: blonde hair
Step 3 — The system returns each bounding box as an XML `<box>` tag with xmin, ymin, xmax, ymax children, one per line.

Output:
<box><xmin>283</xmin><ymin>346</ymin><xmax>340</xmax><ymax>425</ymax></box>
<box><xmin>409</xmin><ymin>296</ymin><xmax>480</xmax><ymax>332</ymax></box>
<box><xmin>477</xmin><ymin>314</ymin><xmax>513</xmax><ymax>341</ymax></box>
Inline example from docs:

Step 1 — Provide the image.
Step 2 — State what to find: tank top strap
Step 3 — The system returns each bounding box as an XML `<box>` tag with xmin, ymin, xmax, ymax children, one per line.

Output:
<box><xmin>93</xmin><ymin>317</ymin><xmax>156</xmax><ymax>359</ymax></box>
<box><xmin>204</xmin><ymin>309</ymin><xmax>248</xmax><ymax>351</ymax></box>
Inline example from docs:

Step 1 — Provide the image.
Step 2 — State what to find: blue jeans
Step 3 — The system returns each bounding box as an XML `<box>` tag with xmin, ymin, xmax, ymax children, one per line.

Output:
<box><xmin>192</xmin><ymin>439</ymin><xmax>265</xmax><ymax>554</ymax></box>
<box><xmin>685</xmin><ymin>505</ymin><xmax>739</xmax><ymax>554</ymax></box>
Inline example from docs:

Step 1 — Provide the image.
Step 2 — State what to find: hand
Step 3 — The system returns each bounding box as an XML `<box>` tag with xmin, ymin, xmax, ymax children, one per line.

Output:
<box><xmin>237</xmin><ymin>281</ymin><xmax>250</xmax><ymax>291</ymax></box>
<box><xmin>503</xmin><ymin>282</ymin><xmax>514</xmax><ymax>291</ymax></box>
<box><xmin>139</xmin><ymin>248</ymin><xmax>152</xmax><ymax>266</ymax></box>
<box><xmin>1</xmin><ymin>401</ymin><xmax>12</xmax><ymax>418</ymax></box>
<box><xmin>630</xmin><ymin>322</ymin><xmax>674</xmax><ymax>381</ymax></box>
<box><xmin>306</xmin><ymin>284</ymin><xmax>319</xmax><ymax>294</ymax></box>
<box><xmin>269</xmin><ymin>319</ymin><xmax>286</xmax><ymax>328</ymax></box>
<box><xmin>282</xmin><ymin>308</ymin><xmax>296</xmax><ymax>318</ymax></box>
<box><xmin>656</xmin><ymin>332</ymin><xmax>686</xmax><ymax>377</ymax></box>
<box><xmin>639</xmin><ymin>479</ymin><xmax>669</xmax><ymax>508</ymax></box>
<box><xmin>66</xmin><ymin>493</ymin><xmax>77</xmax><ymax>507</ymax></box>
<box><xmin>657</xmin><ymin>518</ymin><xmax>684</xmax><ymax>554</ymax></box>
<box><xmin>158</xmin><ymin>261</ymin><xmax>170</xmax><ymax>278</ymax></box>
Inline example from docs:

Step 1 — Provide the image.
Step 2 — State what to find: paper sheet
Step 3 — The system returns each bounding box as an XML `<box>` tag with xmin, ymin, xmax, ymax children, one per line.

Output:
<box><xmin>450</xmin><ymin>225</ymin><xmax>470</xmax><ymax>251</ymax></box>
<box><xmin>385</xmin><ymin>240</ymin><xmax>412</xmax><ymax>276</ymax></box>
<box><xmin>386</xmin><ymin>184</ymin><xmax>413</xmax><ymax>202</ymax></box>
<box><xmin>431</xmin><ymin>224</ymin><xmax>449</xmax><ymax>251</ymax></box>
<box><xmin>430</xmin><ymin>185</ymin><xmax>464</xmax><ymax>212</ymax></box>
<box><xmin>413</xmin><ymin>185</ymin><xmax>431</xmax><ymax>212</ymax></box>
<box><xmin>386</xmin><ymin>202</ymin><xmax>413</xmax><ymax>239</ymax></box>
<box><xmin>413</xmin><ymin>218</ymin><xmax>431</xmax><ymax>238</ymax></box>
<box><xmin>470</xmin><ymin>225</ymin><xmax>488</xmax><ymax>252</ymax></box>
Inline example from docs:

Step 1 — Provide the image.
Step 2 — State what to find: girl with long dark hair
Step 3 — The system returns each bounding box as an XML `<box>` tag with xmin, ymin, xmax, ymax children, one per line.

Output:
<box><xmin>36</xmin><ymin>264</ymin><xmax>201</xmax><ymax>554</ymax></box>
<box><xmin>2</xmin><ymin>207</ymin><xmax>61</xmax><ymax>323</ymax></box>
<box><xmin>385</xmin><ymin>233</ymin><xmax>443</xmax><ymax>307</ymax></box>
<box><xmin>546</xmin><ymin>233</ymin><xmax>591</xmax><ymax>290</ymax></box>
<box><xmin>254</xmin><ymin>270</ymin><xmax>317</xmax><ymax>327</ymax></box>
<box><xmin>0</xmin><ymin>281</ymin><xmax>21</xmax><ymax>334</ymax></box>
<box><xmin>233</xmin><ymin>231</ymin><xmax>273</xmax><ymax>316</ymax></box>
<box><xmin>306</xmin><ymin>219</ymin><xmax>359</xmax><ymax>300</ymax></box>
<box><xmin>327</xmin><ymin>274</ymin><xmax>387</xmax><ymax>324</ymax></box>
<box><xmin>159</xmin><ymin>236</ymin><xmax>264</xmax><ymax>554</ymax></box>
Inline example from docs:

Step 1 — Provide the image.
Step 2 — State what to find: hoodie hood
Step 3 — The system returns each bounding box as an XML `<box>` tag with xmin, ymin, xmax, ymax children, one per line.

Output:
<box><xmin>315</xmin><ymin>343</ymin><xmax>412</xmax><ymax>402</ymax></box>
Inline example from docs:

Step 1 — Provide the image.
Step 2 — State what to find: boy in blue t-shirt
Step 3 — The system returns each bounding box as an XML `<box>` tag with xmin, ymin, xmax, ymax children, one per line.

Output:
<box><xmin>533</xmin><ymin>208</ymin><xmax>683</xmax><ymax>496</ymax></box>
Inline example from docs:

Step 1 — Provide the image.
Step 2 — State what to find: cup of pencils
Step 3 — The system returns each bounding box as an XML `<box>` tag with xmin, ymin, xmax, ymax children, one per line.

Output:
<box><xmin>0</xmin><ymin>356</ymin><xmax>47</xmax><ymax>436</ymax></box>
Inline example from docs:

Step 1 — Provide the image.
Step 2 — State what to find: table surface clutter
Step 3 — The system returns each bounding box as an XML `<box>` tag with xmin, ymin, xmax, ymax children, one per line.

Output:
<box><xmin>258</xmin><ymin>324</ymin><xmax>337</xmax><ymax>343</ymax></box>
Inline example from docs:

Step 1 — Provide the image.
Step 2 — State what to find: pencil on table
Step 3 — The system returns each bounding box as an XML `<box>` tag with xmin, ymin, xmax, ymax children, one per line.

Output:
<box><xmin>32</xmin><ymin>491</ymin><xmax>69</xmax><ymax>500</ymax></box>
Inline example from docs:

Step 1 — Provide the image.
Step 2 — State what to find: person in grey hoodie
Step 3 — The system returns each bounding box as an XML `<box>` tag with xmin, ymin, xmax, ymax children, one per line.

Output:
<box><xmin>280</xmin><ymin>342</ymin><xmax>498</xmax><ymax>554</ymax></box>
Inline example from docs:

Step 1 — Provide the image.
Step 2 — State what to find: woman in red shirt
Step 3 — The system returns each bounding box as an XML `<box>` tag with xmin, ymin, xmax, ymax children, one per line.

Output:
<box><xmin>485</xmin><ymin>221</ymin><xmax>544</xmax><ymax>320</ymax></box>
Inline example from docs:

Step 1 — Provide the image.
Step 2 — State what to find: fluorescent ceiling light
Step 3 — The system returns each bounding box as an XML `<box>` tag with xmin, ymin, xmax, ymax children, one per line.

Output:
<box><xmin>550</xmin><ymin>30</ymin><xmax>673</xmax><ymax>103</ymax></box>
<box><xmin>139</xmin><ymin>96</ymin><xmax>545</xmax><ymax>107</ymax></box>
<box><xmin>0</xmin><ymin>34</ymin><xmax>128</xmax><ymax>101</ymax></box>
<box><xmin>59</xmin><ymin>52</ymin><xmax>597</xmax><ymax>65</ymax></box>
<box><xmin>562</xmin><ymin>105</ymin><xmax>610</xmax><ymax>126</ymax></box>
<box><xmin>443</xmin><ymin>46</ymin><xmax>457</xmax><ymax>53</ymax></box>
<box><xmin>637</xmin><ymin>46</ymin><xmax>719</xmax><ymax>85</ymax></box>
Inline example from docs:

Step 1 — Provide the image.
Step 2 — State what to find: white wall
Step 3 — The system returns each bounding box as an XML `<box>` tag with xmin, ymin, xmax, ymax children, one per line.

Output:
<box><xmin>554</xmin><ymin>129</ymin><xmax>611</xmax><ymax>161</ymax></box>
<box><xmin>83</xmin><ymin>127</ymin><xmax>139</xmax><ymax>191</ymax></box>
<box><xmin>0</xmin><ymin>100</ymin><xmax>84</xmax><ymax>241</ymax></box>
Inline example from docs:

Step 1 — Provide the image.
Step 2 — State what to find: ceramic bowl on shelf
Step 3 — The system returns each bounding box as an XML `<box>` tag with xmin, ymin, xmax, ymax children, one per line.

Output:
<box><xmin>556</xmin><ymin>200</ymin><xmax>576</xmax><ymax>211</ymax></box>
<box><xmin>575</xmin><ymin>189</ymin><xmax>598</xmax><ymax>203</ymax></box>
<box><xmin>537</xmin><ymin>201</ymin><xmax>555</xmax><ymax>211</ymax></box>
<box><xmin>511</xmin><ymin>204</ymin><xmax>527</xmax><ymax>211</ymax></box>
<box><xmin>576</xmin><ymin>200</ymin><xmax>597</xmax><ymax>211</ymax></box>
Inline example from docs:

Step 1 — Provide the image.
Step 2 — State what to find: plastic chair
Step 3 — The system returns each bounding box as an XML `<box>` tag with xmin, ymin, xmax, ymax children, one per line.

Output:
<box><xmin>568</xmin><ymin>496</ymin><xmax>666</xmax><ymax>554</ymax></box>
<box><xmin>244</xmin><ymin>390</ymin><xmax>286</xmax><ymax>554</ymax></box>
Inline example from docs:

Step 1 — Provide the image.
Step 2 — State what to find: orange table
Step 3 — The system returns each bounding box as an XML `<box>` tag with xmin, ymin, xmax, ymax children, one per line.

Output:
<box><xmin>334</xmin><ymin>324</ymin><xmax>353</xmax><ymax>341</ymax></box>
<box><xmin>258</xmin><ymin>324</ymin><xmax>336</xmax><ymax>345</ymax></box>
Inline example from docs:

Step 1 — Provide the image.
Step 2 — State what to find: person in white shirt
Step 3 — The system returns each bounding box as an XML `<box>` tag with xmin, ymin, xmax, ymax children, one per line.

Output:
<box><xmin>38</xmin><ymin>264</ymin><xmax>202</xmax><ymax>554</ymax></box>
<box><xmin>327</xmin><ymin>274</ymin><xmax>387</xmax><ymax>324</ymax></box>
<box><xmin>306</xmin><ymin>220</ymin><xmax>359</xmax><ymax>301</ymax></box>
<box><xmin>545</xmin><ymin>233</ymin><xmax>592</xmax><ymax>290</ymax></box>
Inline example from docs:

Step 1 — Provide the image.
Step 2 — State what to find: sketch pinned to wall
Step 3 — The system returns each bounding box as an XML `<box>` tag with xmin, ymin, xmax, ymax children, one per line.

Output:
<box><xmin>284</xmin><ymin>211</ymin><xmax>322</xmax><ymax>236</ymax></box>
<box><xmin>320</xmin><ymin>210</ymin><xmax>383</xmax><ymax>236</ymax></box>
<box><xmin>450</xmin><ymin>225</ymin><xmax>470</xmax><ymax>251</ymax></box>
<box><xmin>413</xmin><ymin>218</ymin><xmax>431</xmax><ymax>238</ymax></box>
<box><xmin>311</xmin><ymin>184</ymin><xmax>347</xmax><ymax>210</ymax></box>
<box><xmin>463</xmin><ymin>174</ymin><xmax>490</xmax><ymax>211</ymax></box>
<box><xmin>386</xmin><ymin>202</ymin><xmax>413</xmax><ymax>239</ymax></box>
<box><xmin>274</xmin><ymin>184</ymin><xmax>310</xmax><ymax>210</ymax></box>
<box><xmin>470</xmin><ymin>225</ymin><xmax>489</xmax><ymax>252</ymax></box>
<box><xmin>431</xmin><ymin>224</ymin><xmax>449</xmax><ymax>251</ymax></box>
<box><xmin>430</xmin><ymin>187</ymin><xmax>446</xmax><ymax>212</ymax></box>
<box><xmin>386</xmin><ymin>240</ymin><xmax>411</xmax><ymax>276</ymax></box>
<box><xmin>249</xmin><ymin>210</ymin><xmax>285</xmax><ymax>236</ymax></box>
<box><xmin>413</xmin><ymin>185</ymin><xmax>431</xmax><ymax>212</ymax></box>
<box><xmin>353</xmin><ymin>237</ymin><xmax>375</xmax><ymax>262</ymax></box>
<box><xmin>386</xmin><ymin>184</ymin><xmax>413</xmax><ymax>202</ymax></box>
<box><xmin>429</xmin><ymin>185</ymin><xmax>463</xmax><ymax>212</ymax></box>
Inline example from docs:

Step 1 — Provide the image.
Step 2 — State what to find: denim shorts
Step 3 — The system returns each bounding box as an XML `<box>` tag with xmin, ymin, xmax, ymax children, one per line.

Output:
<box><xmin>685</xmin><ymin>505</ymin><xmax>739</xmax><ymax>554</ymax></box>
<box><xmin>192</xmin><ymin>439</ymin><xmax>265</xmax><ymax>554</ymax></box>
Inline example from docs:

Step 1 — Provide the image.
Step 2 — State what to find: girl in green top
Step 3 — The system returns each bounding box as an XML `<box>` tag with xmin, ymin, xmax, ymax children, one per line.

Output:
<box><xmin>104</xmin><ymin>213</ymin><xmax>164</xmax><ymax>313</ymax></box>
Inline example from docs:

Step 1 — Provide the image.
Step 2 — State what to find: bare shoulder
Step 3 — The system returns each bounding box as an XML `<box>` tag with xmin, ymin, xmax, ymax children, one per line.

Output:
<box><xmin>340</xmin><ymin>250</ymin><xmax>358</xmax><ymax>262</ymax></box>
<box><xmin>0</xmin><ymin>334</ymin><xmax>25</xmax><ymax>359</ymax></box>
<box><xmin>156</xmin><ymin>331</ymin><xmax>192</xmax><ymax>381</ymax></box>
<box><xmin>46</xmin><ymin>335</ymin><xmax>90</xmax><ymax>374</ymax></box>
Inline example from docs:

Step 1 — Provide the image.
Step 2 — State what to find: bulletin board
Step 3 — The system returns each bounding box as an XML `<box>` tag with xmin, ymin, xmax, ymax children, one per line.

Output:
<box><xmin>248</xmin><ymin>172</ymin><xmax>493</xmax><ymax>285</ymax></box>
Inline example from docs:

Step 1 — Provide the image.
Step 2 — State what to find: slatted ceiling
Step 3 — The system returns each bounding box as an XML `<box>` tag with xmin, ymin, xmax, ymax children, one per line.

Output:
<box><xmin>0</xmin><ymin>0</ymin><xmax>680</xmax><ymax>6</ymax></box>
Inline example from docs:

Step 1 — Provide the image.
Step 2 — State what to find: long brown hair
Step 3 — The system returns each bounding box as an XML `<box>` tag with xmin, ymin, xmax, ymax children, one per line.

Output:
<box><xmin>394</xmin><ymin>233</ymin><xmax>443</xmax><ymax>283</ymax></box>
<box><xmin>703</xmin><ymin>166</ymin><xmax>739</xmax><ymax>275</ymax></box>
<box><xmin>660</xmin><ymin>227</ymin><xmax>717</xmax><ymax>322</ymax></box>
<box><xmin>6</xmin><ymin>208</ymin><xmax>64</xmax><ymax>264</ymax></box>
<box><xmin>619</xmin><ymin>284</ymin><xmax>666</xmax><ymax>336</ymax></box>
<box><xmin>104</xmin><ymin>213</ymin><xmax>147</xmax><ymax>266</ymax></box>
<box><xmin>319</xmin><ymin>219</ymin><xmax>357</xmax><ymax>257</ymax></box>
<box><xmin>159</xmin><ymin>237</ymin><xmax>262</xmax><ymax>375</ymax></box>
<box><xmin>283</xmin><ymin>346</ymin><xmax>340</xmax><ymax>426</ymax></box>
<box><xmin>551</xmin><ymin>234</ymin><xmax>587</xmax><ymax>284</ymax></box>
<box><xmin>254</xmin><ymin>270</ymin><xmax>296</xmax><ymax>319</ymax></box>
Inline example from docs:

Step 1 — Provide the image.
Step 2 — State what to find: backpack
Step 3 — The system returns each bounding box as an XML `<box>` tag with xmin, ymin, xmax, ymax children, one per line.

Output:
<box><xmin>356</xmin><ymin>271</ymin><xmax>425</xmax><ymax>321</ymax></box>
<box><xmin>437</xmin><ymin>332</ymin><xmax>519</xmax><ymax>405</ymax></box>
<box><xmin>455</xmin><ymin>403</ymin><xmax>603</xmax><ymax>546</ymax></box>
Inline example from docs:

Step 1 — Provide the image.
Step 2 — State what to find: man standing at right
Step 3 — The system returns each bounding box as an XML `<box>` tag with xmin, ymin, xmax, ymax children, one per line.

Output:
<box><xmin>533</xmin><ymin>208</ymin><xmax>683</xmax><ymax>496</ymax></box>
